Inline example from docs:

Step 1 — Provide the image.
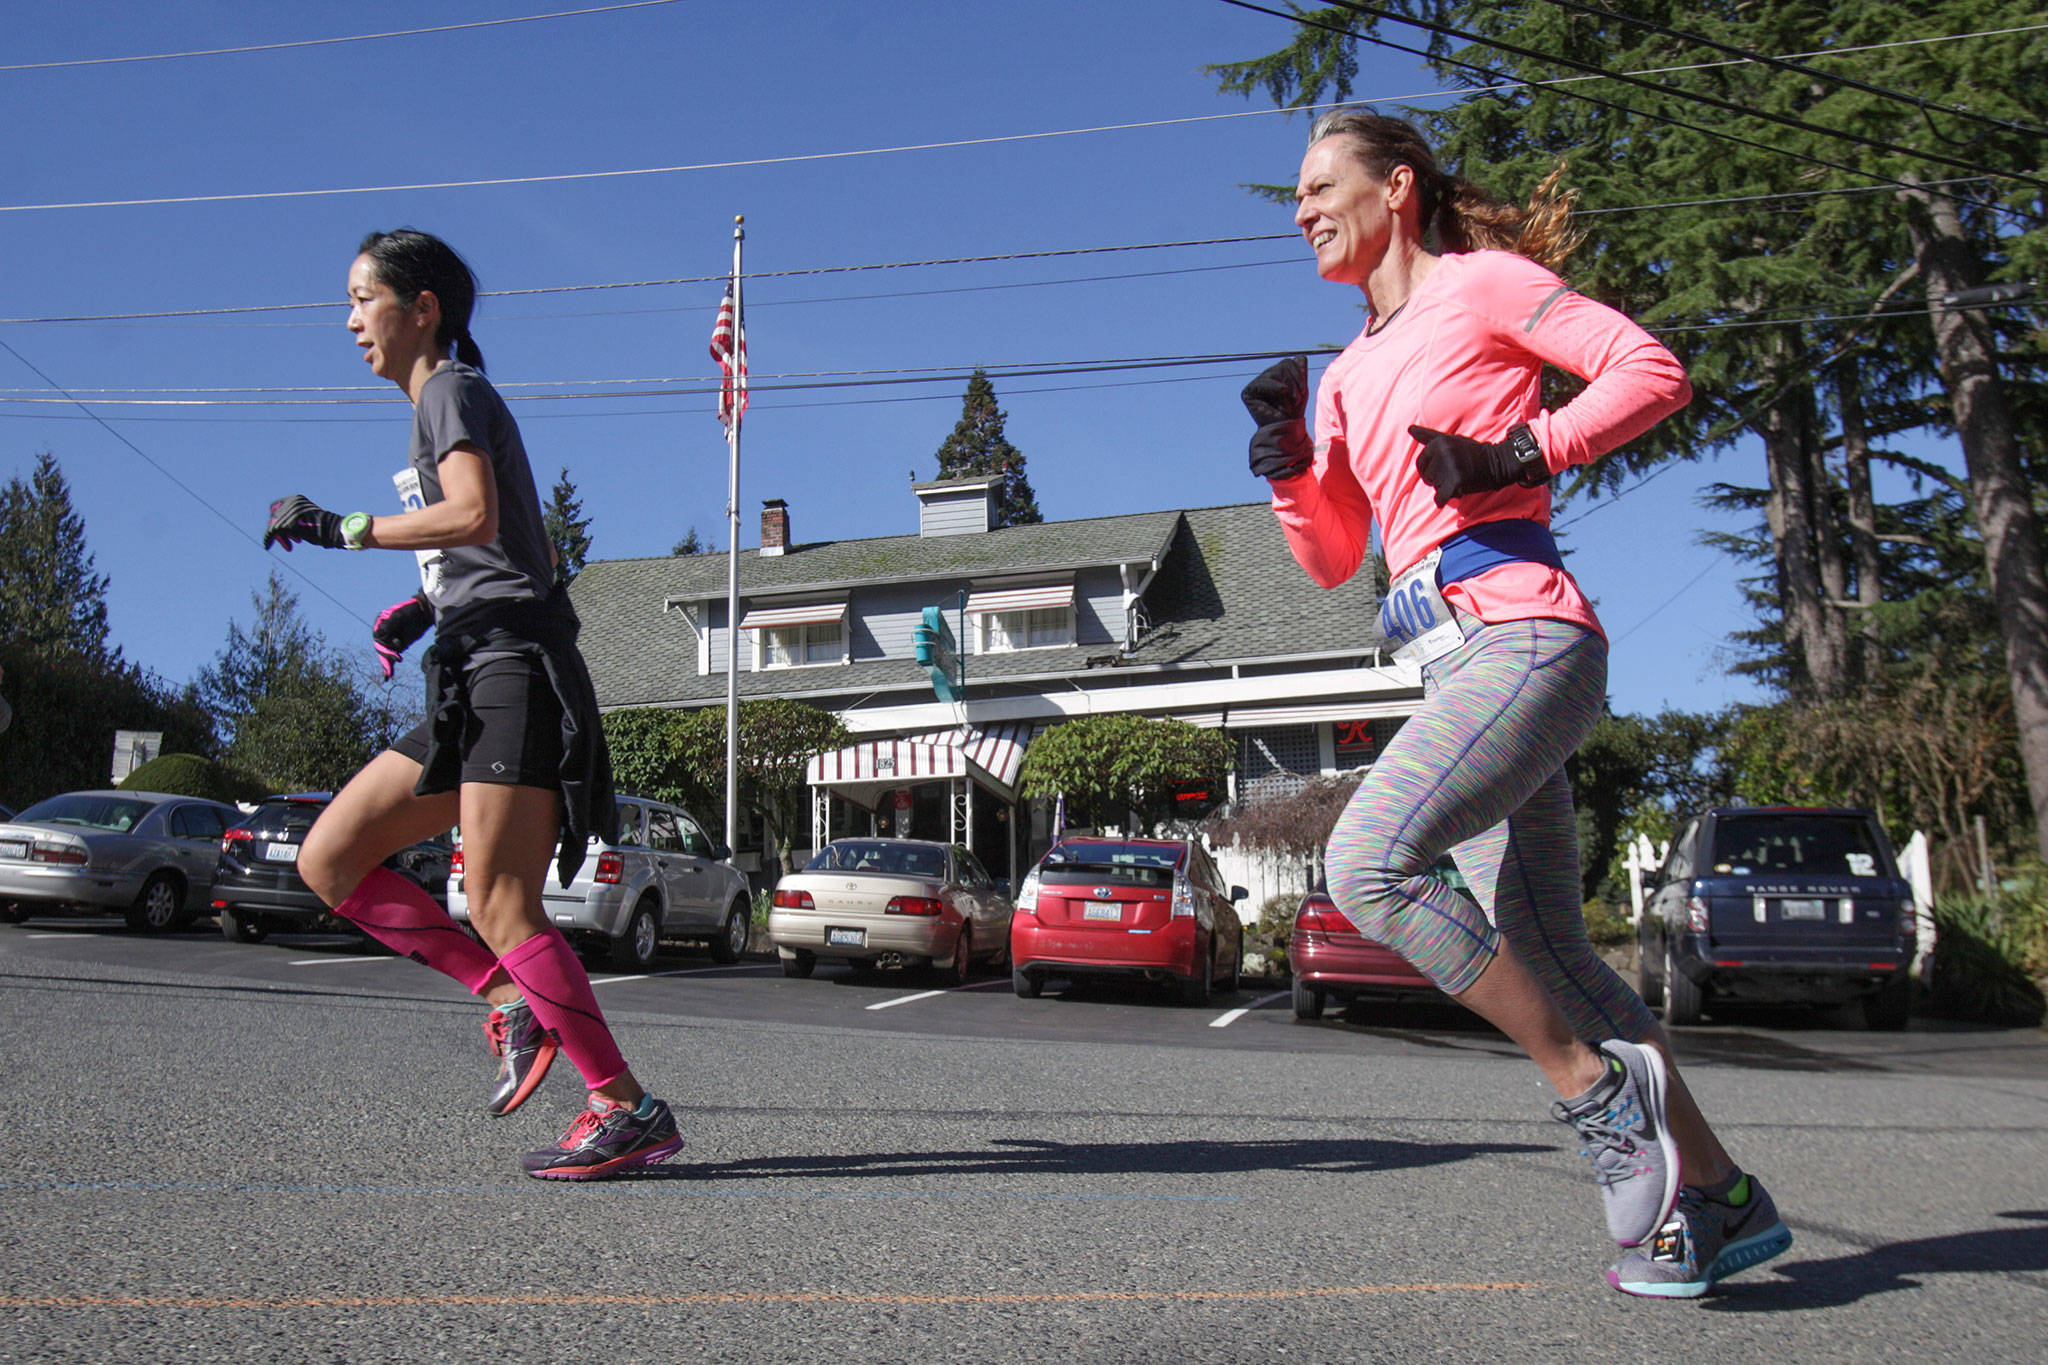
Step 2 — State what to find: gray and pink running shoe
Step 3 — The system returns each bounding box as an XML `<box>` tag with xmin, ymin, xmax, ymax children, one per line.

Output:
<box><xmin>1552</xmin><ymin>1039</ymin><xmax>1681</xmax><ymax>1247</ymax></box>
<box><xmin>522</xmin><ymin>1094</ymin><xmax>683</xmax><ymax>1181</ymax></box>
<box><xmin>484</xmin><ymin>1001</ymin><xmax>557</xmax><ymax>1117</ymax></box>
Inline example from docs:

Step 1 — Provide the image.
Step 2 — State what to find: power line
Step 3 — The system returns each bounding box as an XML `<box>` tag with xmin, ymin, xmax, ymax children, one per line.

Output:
<box><xmin>1533</xmin><ymin>0</ymin><xmax>2048</xmax><ymax>141</ymax></box>
<box><xmin>1220</xmin><ymin>0</ymin><xmax>2045</xmax><ymax>223</ymax></box>
<box><xmin>0</xmin><ymin>2</ymin><xmax>688</xmax><ymax>72</ymax></box>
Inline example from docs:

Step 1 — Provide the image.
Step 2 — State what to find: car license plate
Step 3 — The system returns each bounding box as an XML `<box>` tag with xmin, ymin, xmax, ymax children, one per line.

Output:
<box><xmin>263</xmin><ymin>842</ymin><xmax>300</xmax><ymax>864</ymax></box>
<box><xmin>1083</xmin><ymin>903</ymin><xmax>1123</xmax><ymax>922</ymax></box>
<box><xmin>826</xmin><ymin>927</ymin><xmax>865</xmax><ymax>947</ymax></box>
<box><xmin>1778</xmin><ymin>898</ymin><xmax>1825</xmax><ymax>921</ymax></box>
<box><xmin>0</xmin><ymin>840</ymin><xmax>26</xmax><ymax>860</ymax></box>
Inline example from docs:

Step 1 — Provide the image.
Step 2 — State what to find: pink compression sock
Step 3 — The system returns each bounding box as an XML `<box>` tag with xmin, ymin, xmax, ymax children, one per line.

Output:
<box><xmin>333</xmin><ymin>866</ymin><xmax>501</xmax><ymax>995</ymax></box>
<box><xmin>497</xmin><ymin>928</ymin><xmax>627</xmax><ymax>1090</ymax></box>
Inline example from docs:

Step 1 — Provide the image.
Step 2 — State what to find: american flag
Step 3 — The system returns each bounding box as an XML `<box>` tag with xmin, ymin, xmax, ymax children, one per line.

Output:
<box><xmin>710</xmin><ymin>281</ymin><xmax>747</xmax><ymax>429</ymax></box>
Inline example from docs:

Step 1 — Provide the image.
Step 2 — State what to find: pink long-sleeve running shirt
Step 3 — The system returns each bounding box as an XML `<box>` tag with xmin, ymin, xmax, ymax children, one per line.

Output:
<box><xmin>1270</xmin><ymin>250</ymin><xmax>1692</xmax><ymax>638</ymax></box>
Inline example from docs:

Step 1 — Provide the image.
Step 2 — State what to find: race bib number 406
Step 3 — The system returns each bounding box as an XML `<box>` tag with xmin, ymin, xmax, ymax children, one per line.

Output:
<box><xmin>1376</xmin><ymin>549</ymin><xmax>1466</xmax><ymax>666</ymax></box>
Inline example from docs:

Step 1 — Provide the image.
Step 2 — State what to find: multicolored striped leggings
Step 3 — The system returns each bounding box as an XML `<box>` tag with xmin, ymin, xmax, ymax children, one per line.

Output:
<box><xmin>1325</xmin><ymin>616</ymin><xmax>1655</xmax><ymax>1043</ymax></box>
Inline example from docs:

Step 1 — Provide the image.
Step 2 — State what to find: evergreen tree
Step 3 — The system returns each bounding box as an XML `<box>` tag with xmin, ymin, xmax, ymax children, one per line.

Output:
<box><xmin>0</xmin><ymin>451</ymin><xmax>114</xmax><ymax>663</ymax></box>
<box><xmin>934</xmin><ymin>369</ymin><xmax>1042</xmax><ymax>527</ymax></box>
<box><xmin>672</xmin><ymin>526</ymin><xmax>713</xmax><ymax>556</ymax></box>
<box><xmin>542</xmin><ymin>466</ymin><xmax>592</xmax><ymax>582</ymax></box>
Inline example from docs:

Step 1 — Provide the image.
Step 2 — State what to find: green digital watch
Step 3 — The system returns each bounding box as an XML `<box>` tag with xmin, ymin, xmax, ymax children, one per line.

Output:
<box><xmin>341</xmin><ymin>511</ymin><xmax>372</xmax><ymax>550</ymax></box>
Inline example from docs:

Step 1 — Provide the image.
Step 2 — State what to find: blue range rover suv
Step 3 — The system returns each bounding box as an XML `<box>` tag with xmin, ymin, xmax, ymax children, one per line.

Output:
<box><xmin>1638</xmin><ymin>806</ymin><xmax>1917</xmax><ymax>1030</ymax></box>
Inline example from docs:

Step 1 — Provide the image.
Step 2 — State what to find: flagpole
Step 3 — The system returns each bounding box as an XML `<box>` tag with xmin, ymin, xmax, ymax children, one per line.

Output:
<box><xmin>723</xmin><ymin>215</ymin><xmax>744</xmax><ymax>860</ymax></box>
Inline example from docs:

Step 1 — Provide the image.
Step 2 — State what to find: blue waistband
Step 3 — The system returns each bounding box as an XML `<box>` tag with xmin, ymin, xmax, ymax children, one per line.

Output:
<box><xmin>1437</xmin><ymin>519</ymin><xmax>1564</xmax><ymax>585</ymax></box>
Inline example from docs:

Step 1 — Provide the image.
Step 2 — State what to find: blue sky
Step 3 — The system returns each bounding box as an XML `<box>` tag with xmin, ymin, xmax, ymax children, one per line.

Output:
<box><xmin>1</xmin><ymin>0</ymin><xmax>1786</xmax><ymax>718</ymax></box>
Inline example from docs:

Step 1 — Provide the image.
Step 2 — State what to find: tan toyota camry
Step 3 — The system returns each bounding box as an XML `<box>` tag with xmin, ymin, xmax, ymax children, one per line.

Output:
<box><xmin>768</xmin><ymin>837</ymin><xmax>1012</xmax><ymax>986</ymax></box>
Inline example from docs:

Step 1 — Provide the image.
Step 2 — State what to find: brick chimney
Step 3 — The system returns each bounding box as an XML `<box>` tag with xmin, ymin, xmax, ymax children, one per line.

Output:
<box><xmin>760</xmin><ymin>498</ymin><xmax>789</xmax><ymax>557</ymax></box>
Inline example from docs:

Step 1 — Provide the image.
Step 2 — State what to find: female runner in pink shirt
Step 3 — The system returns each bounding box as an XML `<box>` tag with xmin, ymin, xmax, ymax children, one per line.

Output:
<box><xmin>1243</xmin><ymin>110</ymin><xmax>1788</xmax><ymax>1297</ymax></box>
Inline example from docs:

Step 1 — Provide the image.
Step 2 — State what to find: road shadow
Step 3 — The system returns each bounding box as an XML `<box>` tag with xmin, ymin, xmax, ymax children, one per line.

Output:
<box><xmin>649</xmin><ymin>1133</ymin><xmax>1550</xmax><ymax>1184</ymax></box>
<box><xmin>1708</xmin><ymin>1210</ymin><xmax>2048</xmax><ymax>1310</ymax></box>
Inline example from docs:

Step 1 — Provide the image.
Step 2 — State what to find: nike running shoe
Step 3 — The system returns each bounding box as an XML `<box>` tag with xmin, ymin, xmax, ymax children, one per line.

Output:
<box><xmin>1608</xmin><ymin>1176</ymin><xmax>1792</xmax><ymax>1298</ymax></box>
<box><xmin>522</xmin><ymin>1094</ymin><xmax>683</xmax><ymax>1181</ymax></box>
<box><xmin>1551</xmin><ymin>1039</ymin><xmax>1682</xmax><ymax>1247</ymax></box>
<box><xmin>484</xmin><ymin>1001</ymin><xmax>558</xmax><ymax>1118</ymax></box>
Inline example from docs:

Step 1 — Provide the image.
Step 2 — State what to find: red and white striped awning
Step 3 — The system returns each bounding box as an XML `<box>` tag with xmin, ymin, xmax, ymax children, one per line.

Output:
<box><xmin>807</xmin><ymin>721</ymin><xmax>1034</xmax><ymax>799</ymax></box>
<box><xmin>962</xmin><ymin>583</ymin><xmax>1073</xmax><ymax>615</ymax></box>
<box><xmin>738</xmin><ymin>601</ymin><xmax>847</xmax><ymax>631</ymax></box>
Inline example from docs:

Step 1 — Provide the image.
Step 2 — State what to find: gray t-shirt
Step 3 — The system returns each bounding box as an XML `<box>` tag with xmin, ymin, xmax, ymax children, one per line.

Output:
<box><xmin>396</xmin><ymin>361</ymin><xmax>553</xmax><ymax>615</ymax></box>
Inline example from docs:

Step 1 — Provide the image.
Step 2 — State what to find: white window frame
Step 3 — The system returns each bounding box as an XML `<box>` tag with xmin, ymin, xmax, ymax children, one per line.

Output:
<box><xmin>756</xmin><ymin>617</ymin><xmax>847</xmax><ymax>670</ymax></box>
<box><xmin>976</xmin><ymin>604</ymin><xmax>1072</xmax><ymax>654</ymax></box>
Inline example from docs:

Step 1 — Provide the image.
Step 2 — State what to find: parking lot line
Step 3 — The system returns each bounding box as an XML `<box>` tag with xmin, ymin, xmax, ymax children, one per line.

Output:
<box><xmin>1208</xmin><ymin>990</ymin><xmax>1289</xmax><ymax>1028</ymax></box>
<box><xmin>287</xmin><ymin>956</ymin><xmax>389</xmax><ymax>967</ymax></box>
<box><xmin>587</xmin><ymin>964</ymin><xmax>781</xmax><ymax>987</ymax></box>
<box><xmin>865</xmin><ymin>989</ymin><xmax>947</xmax><ymax>1012</ymax></box>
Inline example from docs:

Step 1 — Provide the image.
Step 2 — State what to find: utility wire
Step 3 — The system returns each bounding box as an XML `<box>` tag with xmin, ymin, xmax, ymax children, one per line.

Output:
<box><xmin>1532</xmin><ymin>0</ymin><xmax>2048</xmax><ymax>140</ymax></box>
<box><xmin>0</xmin><ymin>2</ymin><xmax>688</xmax><ymax>72</ymax></box>
<box><xmin>1220</xmin><ymin>0</ymin><xmax>2045</xmax><ymax>223</ymax></box>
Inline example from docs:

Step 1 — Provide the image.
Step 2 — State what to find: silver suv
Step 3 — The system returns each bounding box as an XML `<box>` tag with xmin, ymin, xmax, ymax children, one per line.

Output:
<box><xmin>448</xmin><ymin>795</ymin><xmax>753</xmax><ymax>970</ymax></box>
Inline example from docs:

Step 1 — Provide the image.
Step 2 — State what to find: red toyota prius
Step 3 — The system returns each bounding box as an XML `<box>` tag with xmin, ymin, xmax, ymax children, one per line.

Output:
<box><xmin>1009</xmin><ymin>835</ymin><xmax>1245</xmax><ymax>1005</ymax></box>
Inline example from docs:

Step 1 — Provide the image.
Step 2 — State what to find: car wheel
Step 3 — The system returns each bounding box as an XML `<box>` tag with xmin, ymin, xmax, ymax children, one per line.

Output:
<box><xmin>219</xmin><ymin>905</ymin><xmax>267</xmax><ymax>944</ymax></box>
<box><xmin>936</xmin><ymin>926</ymin><xmax>972</xmax><ymax>988</ymax></box>
<box><xmin>1179</xmin><ymin>937</ymin><xmax>1213</xmax><ymax>1007</ymax></box>
<box><xmin>781</xmin><ymin>950</ymin><xmax>816</xmax><ymax>978</ymax></box>
<box><xmin>125</xmin><ymin>872</ymin><xmax>183</xmax><ymax>932</ymax></box>
<box><xmin>1012</xmin><ymin>961</ymin><xmax>1043</xmax><ymax>998</ymax></box>
<box><xmin>1220</xmin><ymin>939</ymin><xmax>1243</xmax><ymax>995</ymax></box>
<box><xmin>1664</xmin><ymin>943</ymin><xmax>1704</xmax><ymax>1026</ymax></box>
<box><xmin>1291</xmin><ymin>975</ymin><xmax>1325</xmax><ymax>1020</ymax></box>
<box><xmin>709</xmin><ymin>897</ymin><xmax>749</xmax><ymax>965</ymax></box>
<box><xmin>1638</xmin><ymin>938</ymin><xmax>1664</xmax><ymax>1009</ymax></box>
<box><xmin>1863</xmin><ymin>970</ymin><xmax>1912</xmax><ymax>1031</ymax></box>
<box><xmin>609</xmin><ymin>899</ymin><xmax>660</xmax><ymax>972</ymax></box>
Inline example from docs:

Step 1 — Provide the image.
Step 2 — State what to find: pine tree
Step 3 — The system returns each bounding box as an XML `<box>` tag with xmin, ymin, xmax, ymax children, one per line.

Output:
<box><xmin>933</xmin><ymin>369</ymin><xmax>1042</xmax><ymax>527</ymax></box>
<box><xmin>672</xmin><ymin>526</ymin><xmax>714</xmax><ymax>556</ymax></box>
<box><xmin>542</xmin><ymin>466</ymin><xmax>592</xmax><ymax>582</ymax></box>
<box><xmin>0</xmin><ymin>451</ymin><xmax>114</xmax><ymax>663</ymax></box>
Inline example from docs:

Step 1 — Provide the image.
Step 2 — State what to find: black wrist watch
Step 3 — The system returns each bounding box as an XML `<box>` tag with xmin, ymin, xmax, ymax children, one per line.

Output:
<box><xmin>1506</xmin><ymin>422</ymin><xmax>1547</xmax><ymax>485</ymax></box>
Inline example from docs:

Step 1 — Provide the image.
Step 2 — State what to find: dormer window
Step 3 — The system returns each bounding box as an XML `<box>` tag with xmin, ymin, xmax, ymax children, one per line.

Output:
<box><xmin>740</xmin><ymin>601</ymin><xmax>849</xmax><ymax>669</ymax></box>
<box><xmin>965</xmin><ymin>583</ymin><xmax>1074</xmax><ymax>654</ymax></box>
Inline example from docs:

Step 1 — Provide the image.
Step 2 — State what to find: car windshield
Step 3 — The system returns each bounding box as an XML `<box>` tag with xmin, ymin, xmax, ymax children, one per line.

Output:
<box><xmin>1712</xmin><ymin>814</ymin><xmax>1886</xmax><ymax>877</ymax></box>
<box><xmin>1038</xmin><ymin>841</ymin><xmax>1183</xmax><ymax>889</ymax></box>
<box><xmin>247</xmin><ymin>801</ymin><xmax>325</xmax><ymax>839</ymax></box>
<box><xmin>806</xmin><ymin>841</ymin><xmax>948</xmax><ymax>878</ymax></box>
<box><xmin>16</xmin><ymin>794</ymin><xmax>156</xmax><ymax>833</ymax></box>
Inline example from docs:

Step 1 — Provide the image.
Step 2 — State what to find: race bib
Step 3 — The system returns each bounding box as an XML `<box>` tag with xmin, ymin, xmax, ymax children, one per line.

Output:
<box><xmin>393</xmin><ymin>467</ymin><xmax>447</xmax><ymax>604</ymax></box>
<box><xmin>1377</xmin><ymin>548</ymin><xmax>1466</xmax><ymax>666</ymax></box>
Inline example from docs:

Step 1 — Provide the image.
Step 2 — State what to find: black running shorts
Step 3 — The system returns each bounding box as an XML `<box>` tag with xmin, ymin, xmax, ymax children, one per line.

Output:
<box><xmin>393</xmin><ymin>654</ymin><xmax>563</xmax><ymax>792</ymax></box>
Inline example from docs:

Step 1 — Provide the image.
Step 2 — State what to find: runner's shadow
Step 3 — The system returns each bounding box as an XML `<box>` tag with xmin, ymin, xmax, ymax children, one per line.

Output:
<box><xmin>1709</xmin><ymin>1210</ymin><xmax>2048</xmax><ymax>1310</ymax></box>
<box><xmin>651</xmin><ymin>1134</ymin><xmax>1550</xmax><ymax>1183</ymax></box>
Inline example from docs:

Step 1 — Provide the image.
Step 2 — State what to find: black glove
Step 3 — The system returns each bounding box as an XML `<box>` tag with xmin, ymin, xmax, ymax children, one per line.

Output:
<box><xmin>371</xmin><ymin>592</ymin><xmax>434</xmax><ymax>681</ymax></box>
<box><xmin>1408</xmin><ymin>424</ymin><xmax>1547</xmax><ymax>506</ymax></box>
<box><xmin>1241</xmin><ymin>355</ymin><xmax>1313</xmax><ymax>482</ymax></box>
<box><xmin>263</xmin><ymin>495</ymin><xmax>346</xmax><ymax>551</ymax></box>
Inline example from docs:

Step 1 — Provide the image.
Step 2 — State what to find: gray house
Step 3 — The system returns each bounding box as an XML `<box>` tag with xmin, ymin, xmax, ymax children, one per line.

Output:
<box><xmin>568</xmin><ymin>476</ymin><xmax>1421</xmax><ymax>885</ymax></box>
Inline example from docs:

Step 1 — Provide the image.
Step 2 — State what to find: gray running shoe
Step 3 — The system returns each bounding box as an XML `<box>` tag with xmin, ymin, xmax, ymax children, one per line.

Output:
<box><xmin>522</xmin><ymin>1094</ymin><xmax>683</xmax><ymax>1181</ymax></box>
<box><xmin>1608</xmin><ymin>1176</ymin><xmax>1792</xmax><ymax>1298</ymax></box>
<box><xmin>1551</xmin><ymin>1039</ymin><xmax>1681</xmax><ymax>1247</ymax></box>
<box><xmin>484</xmin><ymin>1000</ymin><xmax>557</xmax><ymax>1117</ymax></box>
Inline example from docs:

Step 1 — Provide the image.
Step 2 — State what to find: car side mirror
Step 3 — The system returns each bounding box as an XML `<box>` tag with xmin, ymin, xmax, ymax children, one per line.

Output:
<box><xmin>1230</xmin><ymin>885</ymin><xmax>1248</xmax><ymax>902</ymax></box>
<box><xmin>995</xmin><ymin>879</ymin><xmax>1012</xmax><ymax>899</ymax></box>
<box><xmin>711</xmin><ymin>842</ymin><xmax>732</xmax><ymax>861</ymax></box>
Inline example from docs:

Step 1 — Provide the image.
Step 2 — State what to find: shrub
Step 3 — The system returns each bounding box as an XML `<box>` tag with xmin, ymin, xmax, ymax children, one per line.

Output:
<box><xmin>1582</xmin><ymin>899</ymin><xmax>1634</xmax><ymax>947</ymax></box>
<box><xmin>117</xmin><ymin>752</ymin><xmax>265</xmax><ymax>804</ymax></box>
<box><xmin>1926</xmin><ymin>893</ymin><xmax>2048</xmax><ymax>1027</ymax></box>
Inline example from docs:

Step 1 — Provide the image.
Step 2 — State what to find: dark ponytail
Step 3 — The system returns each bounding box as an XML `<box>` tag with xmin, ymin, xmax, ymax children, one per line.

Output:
<box><xmin>356</xmin><ymin>228</ymin><xmax>487</xmax><ymax>373</ymax></box>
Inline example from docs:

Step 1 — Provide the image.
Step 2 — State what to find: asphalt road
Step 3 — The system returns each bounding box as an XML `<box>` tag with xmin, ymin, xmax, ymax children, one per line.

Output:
<box><xmin>2</xmin><ymin>915</ymin><xmax>2045</xmax><ymax>1363</ymax></box>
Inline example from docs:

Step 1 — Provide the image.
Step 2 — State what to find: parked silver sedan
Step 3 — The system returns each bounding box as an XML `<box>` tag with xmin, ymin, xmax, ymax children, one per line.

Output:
<box><xmin>448</xmin><ymin>794</ymin><xmax>753</xmax><ymax>971</ymax></box>
<box><xmin>0</xmin><ymin>790</ymin><xmax>240</xmax><ymax>931</ymax></box>
<box><xmin>768</xmin><ymin>837</ymin><xmax>1012</xmax><ymax>984</ymax></box>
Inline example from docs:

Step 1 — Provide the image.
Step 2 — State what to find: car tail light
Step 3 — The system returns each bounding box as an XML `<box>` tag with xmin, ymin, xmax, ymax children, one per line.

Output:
<box><xmin>1897</xmin><ymin>898</ymin><xmax>1919</xmax><ymax>934</ymax></box>
<box><xmin>886</xmin><ymin>896</ymin><xmax>945</xmax><ymax>917</ymax></box>
<box><xmin>31</xmin><ymin>843</ymin><xmax>87</xmax><ymax>866</ymax></box>
<box><xmin>1171</xmin><ymin>874</ymin><xmax>1196</xmax><ymax>918</ymax></box>
<box><xmin>222</xmin><ymin>828</ymin><xmax>253</xmax><ymax>858</ymax></box>
<box><xmin>450</xmin><ymin>847</ymin><xmax>464</xmax><ymax>877</ymax></box>
<box><xmin>1685</xmin><ymin>895</ymin><xmax>1710</xmax><ymax>933</ymax></box>
<box><xmin>1014</xmin><ymin>869</ymin><xmax>1040</xmax><ymax>913</ymax></box>
<box><xmin>593</xmin><ymin>851</ymin><xmax>624</xmax><ymax>885</ymax></box>
<box><xmin>773</xmin><ymin>888</ymin><xmax>815</xmax><ymax>910</ymax></box>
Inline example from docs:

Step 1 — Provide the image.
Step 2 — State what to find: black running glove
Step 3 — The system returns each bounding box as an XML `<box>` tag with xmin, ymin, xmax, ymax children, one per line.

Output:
<box><xmin>1241</xmin><ymin>355</ymin><xmax>1313</xmax><ymax>482</ymax></box>
<box><xmin>371</xmin><ymin>592</ymin><xmax>434</xmax><ymax>681</ymax></box>
<box><xmin>1409</xmin><ymin>424</ymin><xmax>1547</xmax><ymax>506</ymax></box>
<box><xmin>263</xmin><ymin>495</ymin><xmax>346</xmax><ymax>551</ymax></box>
